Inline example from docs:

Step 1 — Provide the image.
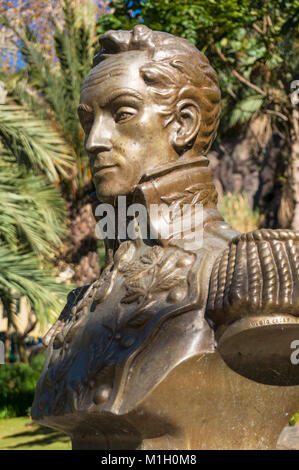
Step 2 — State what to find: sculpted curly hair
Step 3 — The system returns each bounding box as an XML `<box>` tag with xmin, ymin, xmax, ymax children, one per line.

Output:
<box><xmin>91</xmin><ymin>25</ymin><xmax>221</xmax><ymax>156</ymax></box>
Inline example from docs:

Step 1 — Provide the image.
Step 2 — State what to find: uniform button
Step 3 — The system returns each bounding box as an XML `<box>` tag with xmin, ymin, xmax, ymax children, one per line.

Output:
<box><xmin>94</xmin><ymin>384</ymin><xmax>111</xmax><ymax>405</ymax></box>
<box><xmin>176</xmin><ymin>257</ymin><xmax>192</xmax><ymax>268</ymax></box>
<box><xmin>167</xmin><ymin>287</ymin><xmax>186</xmax><ymax>303</ymax></box>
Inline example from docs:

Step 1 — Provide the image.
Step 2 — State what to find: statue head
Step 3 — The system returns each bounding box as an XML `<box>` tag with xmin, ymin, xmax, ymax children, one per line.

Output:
<box><xmin>78</xmin><ymin>25</ymin><xmax>221</xmax><ymax>199</ymax></box>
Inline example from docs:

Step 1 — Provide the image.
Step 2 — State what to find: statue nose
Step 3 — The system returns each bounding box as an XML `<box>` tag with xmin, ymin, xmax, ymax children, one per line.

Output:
<box><xmin>85</xmin><ymin>117</ymin><xmax>113</xmax><ymax>153</ymax></box>
<box><xmin>86</xmin><ymin>137</ymin><xmax>112</xmax><ymax>153</ymax></box>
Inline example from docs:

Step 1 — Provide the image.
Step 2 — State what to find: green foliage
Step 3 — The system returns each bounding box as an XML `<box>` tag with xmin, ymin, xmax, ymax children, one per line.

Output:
<box><xmin>0</xmin><ymin>95</ymin><xmax>72</xmax><ymax>325</ymax></box>
<box><xmin>218</xmin><ymin>192</ymin><xmax>263</xmax><ymax>233</ymax></box>
<box><xmin>97</xmin><ymin>0</ymin><xmax>256</xmax><ymax>44</ymax></box>
<box><xmin>0</xmin><ymin>2</ymin><xmax>101</xmax><ymax>331</ymax></box>
<box><xmin>0</xmin><ymin>163</ymin><xmax>65</xmax><ymax>256</ymax></box>
<box><xmin>0</xmin><ymin>354</ymin><xmax>45</xmax><ymax>417</ymax></box>
<box><xmin>0</xmin><ymin>244</ymin><xmax>69</xmax><ymax>328</ymax></box>
<box><xmin>1</xmin><ymin>0</ymin><xmax>98</xmax><ymax>186</ymax></box>
<box><xmin>97</xmin><ymin>0</ymin><xmax>299</xmax><ymax>137</ymax></box>
<box><xmin>227</xmin><ymin>94</ymin><xmax>264</xmax><ymax>129</ymax></box>
<box><xmin>289</xmin><ymin>410</ymin><xmax>299</xmax><ymax>426</ymax></box>
<box><xmin>29</xmin><ymin>353</ymin><xmax>46</xmax><ymax>371</ymax></box>
<box><xmin>0</xmin><ymin>103</ymin><xmax>73</xmax><ymax>182</ymax></box>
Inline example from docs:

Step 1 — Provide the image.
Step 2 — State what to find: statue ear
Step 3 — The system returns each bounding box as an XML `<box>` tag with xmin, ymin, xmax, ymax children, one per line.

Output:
<box><xmin>171</xmin><ymin>99</ymin><xmax>201</xmax><ymax>152</ymax></box>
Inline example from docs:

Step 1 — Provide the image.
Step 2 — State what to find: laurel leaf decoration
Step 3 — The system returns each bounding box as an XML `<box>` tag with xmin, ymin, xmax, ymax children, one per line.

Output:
<box><xmin>154</xmin><ymin>273</ymin><xmax>186</xmax><ymax>292</ymax></box>
<box><xmin>121</xmin><ymin>286</ymin><xmax>147</xmax><ymax>304</ymax></box>
<box><xmin>127</xmin><ymin>307</ymin><xmax>157</xmax><ymax>328</ymax></box>
<box><xmin>120</xmin><ymin>246</ymin><xmax>188</xmax><ymax>312</ymax></box>
<box><xmin>159</xmin><ymin>192</ymin><xmax>184</xmax><ymax>204</ymax></box>
<box><xmin>161</xmin><ymin>182</ymin><xmax>218</xmax><ymax>208</ymax></box>
<box><xmin>90</xmin><ymin>359</ymin><xmax>115</xmax><ymax>383</ymax></box>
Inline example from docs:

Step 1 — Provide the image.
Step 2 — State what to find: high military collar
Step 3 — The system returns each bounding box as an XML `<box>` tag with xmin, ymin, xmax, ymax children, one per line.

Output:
<box><xmin>135</xmin><ymin>154</ymin><xmax>218</xmax><ymax>211</ymax></box>
<box><xmin>100</xmin><ymin>152</ymin><xmax>230</xmax><ymax>264</ymax></box>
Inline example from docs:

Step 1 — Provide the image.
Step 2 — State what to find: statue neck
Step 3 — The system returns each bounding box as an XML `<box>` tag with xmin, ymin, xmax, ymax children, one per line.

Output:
<box><xmin>98</xmin><ymin>152</ymin><xmax>224</xmax><ymax>264</ymax></box>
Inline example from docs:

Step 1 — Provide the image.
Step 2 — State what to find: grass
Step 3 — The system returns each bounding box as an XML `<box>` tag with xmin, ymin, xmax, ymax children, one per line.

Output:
<box><xmin>0</xmin><ymin>417</ymin><xmax>71</xmax><ymax>450</ymax></box>
<box><xmin>1</xmin><ymin>414</ymin><xmax>298</xmax><ymax>450</ymax></box>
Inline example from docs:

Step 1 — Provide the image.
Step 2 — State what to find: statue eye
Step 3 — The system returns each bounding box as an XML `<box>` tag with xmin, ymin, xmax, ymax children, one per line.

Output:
<box><xmin>114</xmin><ymin>107</ymin><xmax>136</xmax><ymax>123</ymax></box>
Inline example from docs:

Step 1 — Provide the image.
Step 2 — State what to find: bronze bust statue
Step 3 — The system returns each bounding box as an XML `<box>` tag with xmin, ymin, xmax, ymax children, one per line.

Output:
<box><xmin>32</xmin><ymin>25</ymin><xmax>299</xmax><ymax>450</ymax></box>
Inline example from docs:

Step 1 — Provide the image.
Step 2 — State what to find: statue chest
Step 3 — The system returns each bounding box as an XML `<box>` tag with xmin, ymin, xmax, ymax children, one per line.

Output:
<box><xmin>33</xmin><ymin>241</ymin><xmax>215</xmax><ymax>419</ymax></box>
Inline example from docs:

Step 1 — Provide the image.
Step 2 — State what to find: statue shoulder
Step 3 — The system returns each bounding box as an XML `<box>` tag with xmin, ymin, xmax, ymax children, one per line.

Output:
<box><xmin>206</xmin><ymin>228</ymin><xmax>299</xmax><ymax>326</ymax></box>
<box><xmin>206</xmin><ymin>228</ymin><xmax>299</xmax><ymax>385</ymax></box>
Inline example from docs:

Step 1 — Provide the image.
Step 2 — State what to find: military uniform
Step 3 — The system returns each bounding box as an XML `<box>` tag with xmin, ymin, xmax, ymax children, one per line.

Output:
<box><xmin>32</xmin><ymin>158</ymin><xmax>299</xmax><ymax>449</ymax></box>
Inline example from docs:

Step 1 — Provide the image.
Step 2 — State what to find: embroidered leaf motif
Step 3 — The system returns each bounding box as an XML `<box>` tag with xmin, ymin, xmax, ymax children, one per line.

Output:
<box><xmin>121</xmin><ymin>290</ymin><xmax>146</xmax><ymax>304</ymax></box>
<box><xmin>91</xmin><ymin>360</ymin><xmax>115</xmax><ymax>383</ymax></box>
<box><xmin>160</xmin><ymin>192</ymin><xmax>185</xmax><ymax>204</ymax></box>
<box><xmin>127</xmin><ymin>307</ymin><xmax>157</xmax><ymax>328</ymax></box>
<box><xmin>118</xmin><ymin>245</ymin><xmax>190</xmax><ymax>334</ymax></box>
<box><xmin>154</xmin><ymin>273</ymin><xmax>186</xmax><ymax>292</ymax></box>
<box><xmin>161</xmin><ymin>182</ymin><xmax>218</xmax><ymax>208</ymax></box>
<box><xmin>125</xmin><ymin>300</ymin><xmax>157</xmax><ymax>328</ymax></box>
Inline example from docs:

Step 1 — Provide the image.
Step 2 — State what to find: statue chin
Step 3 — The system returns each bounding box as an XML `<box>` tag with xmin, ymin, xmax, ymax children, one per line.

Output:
<box><xmin>93</xmin><ymin>172</ymin><xmax>140</xmax><ymax>201</ymax></box>
<box><xmin>95</xmin><ymin>183</ymin><xmax>132</xmax><ymax>200</ymax></box>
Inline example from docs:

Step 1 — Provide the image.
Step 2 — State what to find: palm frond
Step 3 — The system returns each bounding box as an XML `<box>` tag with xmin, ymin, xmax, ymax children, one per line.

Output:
<box><xmin>0</xmin><ymin>242</ymin><xmax>70</xmax><ymax>327</ymax></box>
<box><xmin>0</xmin><ymin>102</ymin><xmax>74</xmax><ymax>182</ymax></box>
<box><xmin>12</xmin><ymin>80</ymin><xmax>51</xmax><ymax>122</ymax></box>
<box><xmin>0</xmin><ymin>158</ymin><xmax>66</xmax><ymax>256</ymax></box>
<box><xmin>1</xmin><ymin>4</ymin><xmax>96</xmax><ymax>185</ymax></box>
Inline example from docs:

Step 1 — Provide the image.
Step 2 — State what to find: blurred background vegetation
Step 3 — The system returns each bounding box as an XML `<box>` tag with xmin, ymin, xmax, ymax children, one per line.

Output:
<box><xmin>0</xmin><ymin>0</ymin><xmax>298</xmax><ymax>426</ymax></box>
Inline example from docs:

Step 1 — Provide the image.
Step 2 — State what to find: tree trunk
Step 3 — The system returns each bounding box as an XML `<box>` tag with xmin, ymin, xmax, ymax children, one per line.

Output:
<box><xmin>10</xmin><ymin>309</ymin><xmax>37</xmax><ymax>364</ymax></box>
<box><xmin>16</xmin><ymin>336</ymin><xmax>28</xmax><ymax>364</ymax></box>
<box><xmin>64</xmin><ymin>184</ymin><xmax>101</xmax><ymax>286</ymax></box>
<box><xmin>4</xmin><ymin>330</ymin><xmax>9</xmax><ymax>363</ymax></box>
<box><xmin>208</xmin><ymin>116</ymin><xmax>286</xmax><ymax>228</ymax></box>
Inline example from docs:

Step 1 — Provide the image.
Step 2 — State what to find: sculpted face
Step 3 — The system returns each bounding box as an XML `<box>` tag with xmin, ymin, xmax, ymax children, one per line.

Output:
<box><xmin>78</xmin><ymin>51</ymin><xmax>179</xmax><ymax>199</ymax></box>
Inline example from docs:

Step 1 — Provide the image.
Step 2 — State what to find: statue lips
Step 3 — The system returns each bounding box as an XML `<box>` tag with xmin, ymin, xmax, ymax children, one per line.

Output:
<box><xmin>92</xmin><ymin>155</ymin><xmax>120</xmax><ymax>178</ymax></box>
<box><xmin>93</xmin><ymin>165</ymin><xmax>119</xmax><ymax>178</ymax></box>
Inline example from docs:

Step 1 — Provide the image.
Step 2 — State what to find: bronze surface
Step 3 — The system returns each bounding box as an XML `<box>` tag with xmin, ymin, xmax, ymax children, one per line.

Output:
<box><xmin>34</xmin><ymin>353</ymin><xmax>299</xmax><ymax>450</ymax></box>
<box><xmin>207</xmin><ymin>229</ymin><xmax>299</xmax><ymax>384</ymax></box>
<box><xmin>32</xmin><ymin>25</ymin><xmax>299</xmax><ymax>449</ymax></box>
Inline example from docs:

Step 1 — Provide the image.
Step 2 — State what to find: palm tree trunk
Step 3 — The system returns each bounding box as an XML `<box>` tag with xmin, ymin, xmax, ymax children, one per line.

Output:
<box><xmin>9</xmin><ymin>308</ymin><xmax>37</xmax><ymax>364</ymax></box>
<box><xmin>16</xmin><ymin>338</ymin><xmax>28</xmax><ymax>364</ymax></box>
<box><xmin>4</xmin><ymin>331</ymin><xmax>10</xmax><ymax>363</ymax></box>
